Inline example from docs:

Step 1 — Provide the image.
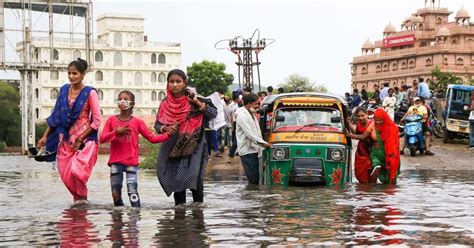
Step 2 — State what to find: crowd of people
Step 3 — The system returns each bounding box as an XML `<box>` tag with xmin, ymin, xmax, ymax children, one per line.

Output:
<box><xmin>36</xmin><ymin>57</ymin><xmax>471</xmax><ymax>206</ymax></box>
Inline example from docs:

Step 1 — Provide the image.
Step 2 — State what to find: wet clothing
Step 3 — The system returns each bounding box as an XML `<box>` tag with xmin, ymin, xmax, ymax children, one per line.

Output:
<box><xmin>47</xmin><ymin>84</ymin><xmax>101</xmax><ymax>201</ymax></box>
<box><xmin>372</xmin><ymin>109</ymin><xmax>401</xmax><ymax>184</ymax></box>
<box><xmin>354</xmin><ymin>121</ymin><xmax>373</xmax><ymax>183</ymax></box>
<box><xmin>155</xmin><ymin>91</ymin><xmax>217</xmax><ymax>202</ymax></box>
<box><xmin>100</xmin><ymin>116</ymin><xmax>169</xmax><ymax>166</ymax></box>
<box><xmin>110</xmin><ymin>164</ymin><xmax>140</xmax><ymax>207</ymax></box>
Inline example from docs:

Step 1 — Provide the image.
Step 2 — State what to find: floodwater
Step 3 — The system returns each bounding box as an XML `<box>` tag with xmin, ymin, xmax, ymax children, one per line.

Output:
<box><xmin>0</xmin><ymin>155</ymin><xmax>473</xmax><ymax>247</ymax></box>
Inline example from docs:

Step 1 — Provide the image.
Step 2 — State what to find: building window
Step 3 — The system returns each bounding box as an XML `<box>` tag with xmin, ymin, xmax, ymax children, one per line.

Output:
<box><xmin>50</xmin><ymin>70</ymin><xmax>59</xmax><ymax>80</ymax></box>
<box><xmin>443</xmin><ymin>57</ymin><xmax>448</xmax><ymax>65</ymax></box>
<box><xmin>158</xmin><ymin>91</ymin><xmax>166</xmax><ymax>101</ymax></box>
<box><xmin>53</xmin><ymin>49</ymin><xmax>59</xmax><ymax>60</ymax></box>
<box><xmin>50</xmin><ymin>88</ymin><xmax>59</xmax><ymax>99</ymax></box>
<box><xmin>35</xmin><ymin>108</ymin><xmax>39</xmax><ymax>119</ymax></box>
<box><xmin>95</xmin><ymin>70</ymin><xmax>103</xmax><ymax>81</ymax></box>
<box><xmin>456</xmin><ymin>57</ymin><xmax>464</xmax><ymax>65</ymax></box>
<box><xmin>134</xmin><ymin>52</ymin><xmax>142</xmax><ymax>66</ymax></box>
<box><xmin>151</xmin><ymin>109</ymin><xmax>157</xmax><ymax>115</ymax></box>
<box><xmin>158</xmin><ymin>72</ymin><xmax>166</xmax><ymax>82</ymax></box>
<box><xmin>98</xmin><ymin>89</ymin><xmax>104</xmax><ymax>100</ymax></box>
<box><xmin>392</xmin><ymin>62</ymin><xmax>398</xmax><ymax>71</ymax></box>
<box><xmin>401</xmin><ymin>61</ymin><xmax>407</xmax><ymax>69</ymax></box>
<box><xmin>73</xmin><ymin>49</ymin><xmax>81</xmax><ymax>59</ymax></box>
<box><xmin>361</xmin><ymin>66</ymin><xmax>367</xmax><ymax>74</ymax></box>
<box><xmin>376</xmin><ymin>65</ymin><xmax>381</xmax><ymax>72</ymax></box>
<box><xmin>113</xmin><ymin>71</ymin><xmax>123</xmax><ymax>85</ymax></box>
<box><xmin>452</xmin><ymin>39</ymin><xmax>458</xmax><ymax>45</ymax></box>
<box><xmin>158</xmin><ymin>53</ymin><xmax>166</xmax><ymax>64</ymax></box>
<box><xmin>151</xmin><ymin>91</ymin><xmax>157</xmax><ymax>101</ymax></box>
<box><xmin>114</xmin><ymin>32</ymin><xmax>122</xmax><ymax>47</ymax></box>
<box><xmin>151</xmin><ymin>72</ymin><xmax>157</xmax><ymax>82</ymax></box>
<box><xmin>383</xmin><ymin>63</ymin><xmax>389</xmax><ymax>71</ymax></box>
<box><xmin>351</xmin><ymin>66</ymin><xmax>356</xmax><ymax>75</ymax></box>
<box><xmin>100</xmin><ymin>109</ymin><xmax>104</xmax><ymax>116</ymax></box>
<box><xmin>95</xmin><ymin>51</ymin><xmax>103</xmax><ymax>62</ymax></box>
<box><xmin>151</xmin><ymin>53</ymin><xmax>157</xmax><ymax>64</ymax></box>
<box><xmin>135</xmin><ymin>72</ymin><xmax>143</xmax><ymax>86</ymax></box>
<box><xmin>408</xmin><ymin>60</ymin><xmax>415</xmax><ymax>68</ymax></box>
<box><xmin>35</xmin><ymin>88</ymin><xmax>39</xmax><ymax>99</ymax></box>
<box><xmin>426</xmin><ymin>58</ymin><xmax>432</xmax><ymax>66</ymax></box>
<box><xmin>114</xmin><ymin>52</ymin><xmax>122</xmax><ymax>66</ymax></box>
<box><xmin>437</xmin><ymin>17</ymin><xmax>442</xmax><ymax>24</ymax></box>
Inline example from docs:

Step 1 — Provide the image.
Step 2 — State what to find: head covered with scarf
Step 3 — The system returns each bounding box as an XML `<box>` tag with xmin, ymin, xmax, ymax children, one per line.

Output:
<box><xmin>374</xmin><ymin>108</ymin><xmax>400</xmax><ymax>183</ymax></box>
<box><xmin>156</xmin><ymin>69</ymin><xmax>204</xmax><ymax>158</ymax></box>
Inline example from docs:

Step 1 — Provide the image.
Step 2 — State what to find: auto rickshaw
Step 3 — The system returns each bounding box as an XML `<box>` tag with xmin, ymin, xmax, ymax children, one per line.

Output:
<box><xmin>259</xmin><ymin>93</ymin><xmax>352</xmax><ymax>187</ymax></box>
<box><xmin>443</xmin><ymin>84</ymin><xmax>474</xmax><ymax>143</ymax></box>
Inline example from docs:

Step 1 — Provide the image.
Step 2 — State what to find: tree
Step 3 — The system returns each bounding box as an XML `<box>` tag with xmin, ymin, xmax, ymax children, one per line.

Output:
<box><xmin>279</xmin><ymin>74</ymin><xmax>328</xmax><ymax>93</ymax></box>
<box><xmin>0</xmin><ymin>82</ymin><xmax>21</xmax><ymax>146</ymax></box>
<box><xmin>430</xmin><ymin>66</ymin><xmax>462</xmax><ymax>93</ymax></box>
<box><xmin>186</xmin><ymin>60</ymin><xmax>234</xmax><ymax>96</ymax></box>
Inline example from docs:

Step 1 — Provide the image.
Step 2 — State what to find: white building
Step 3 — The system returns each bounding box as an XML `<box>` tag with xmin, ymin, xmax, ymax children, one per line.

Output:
<box><xmin>20</xmin><ymin>14</ymin><xmax>181</xmax><ymax>121</ymax></box>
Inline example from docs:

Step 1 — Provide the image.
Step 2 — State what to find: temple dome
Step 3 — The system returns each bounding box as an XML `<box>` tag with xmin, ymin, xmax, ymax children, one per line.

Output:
<box><xmin>384</xmin><ymin>23</ymin><xmax>396</xmax><ymax>33</ymax></box>
<box><xmin>436</xmin><ymin>27</ymin><xmax>451</xmax><ymax>37</ymax></box>
<box><xmin>455</xmin><ymin>7</ymin><xmax>470</xmax><ymax>19</ymax></box>
<box><xmin>362</xmin><ymin>39</ymin><xmax>374</xmax><ymax>49</ymax></box>
<box><xmin>413</xmin><ymin>15</ymin><xmax>424</xmax><ymax>23</ymax></box>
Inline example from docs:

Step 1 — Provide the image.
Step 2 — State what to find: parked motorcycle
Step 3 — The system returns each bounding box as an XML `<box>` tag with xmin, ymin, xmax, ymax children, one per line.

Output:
<box><xmin>403</xmin><ymin>114</ymin><xmax>425</xmax><ymax>156</ymax></box>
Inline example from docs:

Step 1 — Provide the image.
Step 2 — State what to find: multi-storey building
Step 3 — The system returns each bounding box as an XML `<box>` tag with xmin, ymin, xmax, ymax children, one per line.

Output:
<box><xmin>19</xmin><ymin>14</ymin><xmax>181</xmax><ymax>121</ymax></box>
<box><xmin>351</xmin><ymin>0</ymin><xmax>473</xmax><ymax>91</ymax></box>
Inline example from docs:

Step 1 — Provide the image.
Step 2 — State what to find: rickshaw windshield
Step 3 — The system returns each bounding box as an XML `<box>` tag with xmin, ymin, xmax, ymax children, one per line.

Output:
<box><xmin>273</xmin><ymin>107</ymin><xmax>343</xmax><ymax>132</ymax></box>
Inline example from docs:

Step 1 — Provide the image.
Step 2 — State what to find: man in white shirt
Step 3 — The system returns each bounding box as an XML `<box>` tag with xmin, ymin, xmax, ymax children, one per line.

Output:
<box><xmin>236</xmin><ymin>93</ymin><xmax>272</xmax><ymax>184</ymax></box>
<box><xmin>379</xmin><ymin>82</ymin><xmax>389</xmax><ymax>102</ymax></box>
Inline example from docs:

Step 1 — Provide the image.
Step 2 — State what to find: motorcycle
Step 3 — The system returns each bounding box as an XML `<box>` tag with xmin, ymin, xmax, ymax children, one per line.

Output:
<box><xmin>402</xmin><ymin>114</ymin><xmax>426</xmax><ymax>156</ymax></box>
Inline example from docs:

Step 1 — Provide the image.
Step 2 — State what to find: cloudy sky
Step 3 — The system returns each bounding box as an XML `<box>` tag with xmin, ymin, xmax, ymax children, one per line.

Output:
<box><xmin>3</xmin><ymin>0</ymin><xmax>473</xmax><ymax>94</ymax></box>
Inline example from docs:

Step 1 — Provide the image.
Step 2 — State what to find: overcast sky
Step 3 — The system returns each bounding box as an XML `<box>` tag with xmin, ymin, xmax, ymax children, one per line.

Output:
<box><xmin>3</xmin><ymin>0</ymin><xmax>473</xmax><ymax>94</ymax></box>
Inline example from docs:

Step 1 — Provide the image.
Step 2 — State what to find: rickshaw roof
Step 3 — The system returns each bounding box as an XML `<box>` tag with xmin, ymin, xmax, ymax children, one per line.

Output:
<box><xmin>447</xmin><ymin>84</ymin><xmax>474</xmax><ymax>91</ymax></box>
<box><xmin>262</xmin><ymin>92</ymin><xmax>348</xmax><ymax>106</ymax></box>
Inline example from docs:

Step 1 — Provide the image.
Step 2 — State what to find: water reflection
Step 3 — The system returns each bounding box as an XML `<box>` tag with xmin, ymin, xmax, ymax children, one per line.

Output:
<box><xmin>106</xmin><ymin>209</ymin><xmax>140</xmax><ymax>247</ymax></box>
<box><xmin>0</xmin><ymin>156</ymin><xmax>473</xmax><ymax>246</ymax></box>
<box><xmin>57</xmin><ymin>208</ymin><xmax>100</xmax><ymax>246</ymax></box>
<box><xmin>154</xmin><ymin>207</ymin><xmax>206</xmax><ymax>247</ymax></box>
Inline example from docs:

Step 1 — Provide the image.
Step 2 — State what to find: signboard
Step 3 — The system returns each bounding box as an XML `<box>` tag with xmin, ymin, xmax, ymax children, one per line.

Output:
<box><xmin>382</xmin><ymin>34</ymin><xmax>416</xmax><ymax>48</ymax></box>
<box><xmin>270</xmin><ymin>132</ymin><xmax>347</xmax><ymax>143</ymax></box>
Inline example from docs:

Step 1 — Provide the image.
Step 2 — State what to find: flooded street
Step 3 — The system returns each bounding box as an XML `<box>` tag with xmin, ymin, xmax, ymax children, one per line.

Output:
<box><xmin>0</xmin><ymin>155</ymin><xmax>473</xmax><ymax>246</ymax></box>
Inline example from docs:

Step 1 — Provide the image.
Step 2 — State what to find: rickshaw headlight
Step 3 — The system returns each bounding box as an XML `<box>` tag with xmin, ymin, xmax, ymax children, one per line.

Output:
<box><xmin>272</xmin><ymin>147</ymin><xmax>289</xmax><ymax>160</ymax></box>
<box><xmin>327</xmin><ymin>148</ymin><xmax>345</xmax><ymax>161</ymax></box>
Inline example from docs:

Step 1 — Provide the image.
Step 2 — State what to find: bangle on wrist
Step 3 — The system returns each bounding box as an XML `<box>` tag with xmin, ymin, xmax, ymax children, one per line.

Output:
<box><xmin>160</xmin><ymin>126</ymin><xmax>165</xmax><ymax>133</ymax></box>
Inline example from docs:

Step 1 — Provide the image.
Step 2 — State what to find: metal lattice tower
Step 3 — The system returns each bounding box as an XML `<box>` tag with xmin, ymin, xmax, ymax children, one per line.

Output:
<box><xmin>215</xmin><ymin>29</ymin><xmax>274</xmax><ymax>93</ymax></box>
<box><xmin>1</xmin><ymin>0</ymin><xmax>92</xmax><ymax>154</ymax></box>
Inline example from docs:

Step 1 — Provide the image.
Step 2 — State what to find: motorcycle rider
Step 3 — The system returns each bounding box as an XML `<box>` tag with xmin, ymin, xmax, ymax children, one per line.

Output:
<box><xmin>400</xmin><ymin>97</ymin><xmax>435</xmax><ymax>155</ymax></box>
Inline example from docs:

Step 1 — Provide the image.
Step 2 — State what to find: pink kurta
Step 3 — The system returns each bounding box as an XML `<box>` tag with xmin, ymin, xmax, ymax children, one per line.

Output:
<box><xmin>57</xmin><ymin>90</ymin><xmax>101</xmax><ymax>201</ymax></box>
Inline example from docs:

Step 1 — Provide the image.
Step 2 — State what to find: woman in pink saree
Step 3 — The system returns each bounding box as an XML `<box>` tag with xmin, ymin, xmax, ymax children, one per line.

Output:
<box><xmin>37</xmin><ymin>58</ymin><xmax>101</xmax><ymax>204</ymax></box>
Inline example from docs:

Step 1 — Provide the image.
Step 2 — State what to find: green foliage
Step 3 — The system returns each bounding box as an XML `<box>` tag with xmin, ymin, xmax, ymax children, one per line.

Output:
<box><xmin>186</xmin><ymin>60</ymin><xmax>234</xmax><ymax>96</ymax></box>
<box><xmin>0</xmin><ymin>82</ymin><xmax>21</xmax><ymax>146</ymax></box>
<box><xmin>139</xmin><ymin>137</ymin><xmax>160</xmax><ymax>170</ymax></box>
<box><xmin>0</xmin><ymin>141</ymin><xmax>6</xmax><ymax>152</ymax></box>
<box><xmin>279</xmin><ymin>74</ymin><xmax>328</xmax><ymax>93</ymax></box>
<box><xmin>430</xmin><ymin>66</ymin><xmax>462</xmax><ymax>93</ymax></box>
<box><xmin>35</xmin><ymin>122</ymin><xmax>48</xmax><ymax>143</ymax></box>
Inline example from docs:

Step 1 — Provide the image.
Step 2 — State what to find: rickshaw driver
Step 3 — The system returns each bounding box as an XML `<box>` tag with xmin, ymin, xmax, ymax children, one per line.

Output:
<box><xmin>400</xmin><ymin>97</ymin><xmax>435</xmax><ymax>155</ymax></box>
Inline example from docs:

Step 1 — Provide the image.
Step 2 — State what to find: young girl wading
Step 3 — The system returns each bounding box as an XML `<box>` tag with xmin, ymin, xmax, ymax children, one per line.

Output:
<box><xmin>100</xmin><ymin>91</ymin><xmax>170</xmax><ymax>207</ymax></box>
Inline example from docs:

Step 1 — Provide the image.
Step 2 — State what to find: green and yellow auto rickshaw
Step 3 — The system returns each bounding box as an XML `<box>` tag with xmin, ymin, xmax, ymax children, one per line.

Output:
<box><xmin>259</xmin><ymin>93</ymin><xmax>352</xmax><ymax>187</ymax></box>
<box><xmin>443</xmin><ymin>84</ymin><xmax>474</xmax><ymax>143</ymax></box>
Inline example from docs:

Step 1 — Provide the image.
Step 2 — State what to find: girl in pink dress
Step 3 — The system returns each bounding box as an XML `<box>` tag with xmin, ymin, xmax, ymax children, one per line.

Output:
<box><xmin>100</xmin><ymin>91</ymin><xmax>170</xmax><ymax>207</ymax></box>
<box><xmin>37</xmin><ymin>58</ymin><xmax>101</xmax><ymax>204</ymax></box>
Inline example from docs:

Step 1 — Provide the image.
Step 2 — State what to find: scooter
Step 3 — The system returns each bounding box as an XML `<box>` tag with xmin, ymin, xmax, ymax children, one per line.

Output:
<box><xmin>403</xmin><ymin>114</ymin><xmax>425</xmax><ymax>156</ymax></box>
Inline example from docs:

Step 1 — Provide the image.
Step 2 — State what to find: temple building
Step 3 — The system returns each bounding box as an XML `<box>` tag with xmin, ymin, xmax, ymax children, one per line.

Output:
<box><xmin>351</xmin><ymin>0</ymin><xmax>474</xmax><ymax>90</ymax></box>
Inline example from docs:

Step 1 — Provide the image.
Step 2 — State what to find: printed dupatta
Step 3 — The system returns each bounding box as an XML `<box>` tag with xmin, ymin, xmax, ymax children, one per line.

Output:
<box><xmin>45</xmin><ymin>84</ymin><xmax>97</xmax><ymax>162</ymax></box>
